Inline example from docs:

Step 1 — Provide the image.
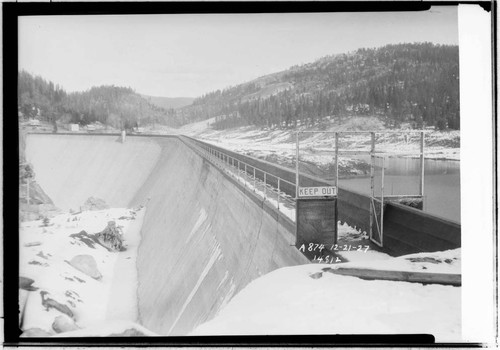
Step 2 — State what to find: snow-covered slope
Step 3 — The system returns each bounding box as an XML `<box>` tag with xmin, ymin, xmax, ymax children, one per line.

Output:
<box><xmin>19</xmin><ymin>207</ymin><xmax>157</xmax><ymax>336</ymax></box>
<box><xmin>191</xmin><ymin>250</ymin><xmax>461</xmax><ymax>342</ymax></box>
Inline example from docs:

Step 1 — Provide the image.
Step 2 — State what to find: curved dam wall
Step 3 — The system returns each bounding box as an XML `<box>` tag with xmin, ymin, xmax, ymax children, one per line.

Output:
<box><xmin>25</xmin><ymin>134</ymin><xmax>163</xmax><ymax>211</ymax></box>
<box><xmin>25</xmin><ymin>134</ymin><xmax>308</xmax><ymax>335</ymax></box>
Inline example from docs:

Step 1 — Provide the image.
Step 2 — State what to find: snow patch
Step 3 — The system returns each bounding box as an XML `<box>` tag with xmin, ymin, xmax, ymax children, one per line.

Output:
<box><xmin>19</xmin><ymin>207</ymin><xmax>156</xmax><ymax>336</ymax></box>
<box><xmin>190</xmin><ymin>260</ymin><xmax>461</xmax><ymax>342</ymax></box>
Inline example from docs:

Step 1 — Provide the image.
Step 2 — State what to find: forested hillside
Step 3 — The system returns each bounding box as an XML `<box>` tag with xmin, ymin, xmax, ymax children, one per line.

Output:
<box><xmin>177</xmin><ymin>43</ymin><xmax>459</xmax><ymax>130</ymax></box>
<box><xmin>18</xmin><ymin>43</ymin><xmax>459</xmax><ymax>131</ymax></box>
<box><xmin>18</xmin><ymin>71</ymin><xmax>179</xmax><ymax>129</ymax></box>
<box><xmin>141</xmin><ymin>95</ymin><xmax>194</xmax><ymax>110</ymax></box>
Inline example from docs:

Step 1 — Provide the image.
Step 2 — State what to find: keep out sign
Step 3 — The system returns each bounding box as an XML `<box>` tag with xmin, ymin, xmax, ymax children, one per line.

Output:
<box><xmin>298</xmin><ymin>186</ymin><xmax>337</xmax><ymax>198</ymax></box>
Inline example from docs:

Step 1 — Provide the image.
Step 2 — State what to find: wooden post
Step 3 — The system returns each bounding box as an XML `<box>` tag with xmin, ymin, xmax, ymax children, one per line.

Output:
<box><xmin>420</xmin><ymin>131</ymin><xmax>425</xmax><ymax>198</ymax></box>
<box><xmin>296</xmin><ymin>132</ymin><xmax>300</xmax><ymax>199</ymax></box>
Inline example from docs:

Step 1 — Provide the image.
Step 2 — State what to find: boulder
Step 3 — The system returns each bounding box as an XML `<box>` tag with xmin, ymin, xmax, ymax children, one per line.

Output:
<box><xmin>68</xmin><ymin>255</ymin><xmax>102</xmax><ymax>280</ymax></box>
<box><xmin>81</xmin><ymin>197</ymin><xmax>109</xmax><ymax>211</ymax></box>
<box><xmin>109</xmin><ymin>328</ymin><xmax>147</xmax><ymax>336</ymax></box>
<box><xmin>40</xmin><ymin>291</ymin><xmax>74</xmax><ymax>318</ymax></box>
<box><xmin>309</xmin><ymin>272</ymin><xmax>323</xmax><ymax>279</ymax></box>
<box><xmin>95</xmin><ymin>221</ymin><xmax>124</xmax><ymax>252</ymax></box>
<box><xmin>19</xmin><ymin>276</ymin><xmax>38</xmax><ymax>291</ymax></box>
<box><xmin>52</xmin><ymin>315</ymin><xmax>79</xmax><ymax>333</ymax></box>
<box><xmin>20</xmin><ymin>328</ymin><xmax>53</xmax><ymax>337</ymax></box>
<box><xmin>24</xmin><ymin>241</ymin><xmax>42</xmax><ymax>247</ymax></box>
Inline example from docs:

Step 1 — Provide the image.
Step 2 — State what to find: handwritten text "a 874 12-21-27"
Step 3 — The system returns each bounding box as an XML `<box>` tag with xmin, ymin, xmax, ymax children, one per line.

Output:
<box><xmin>298</xmin><ymin>243</ymin><xmax>370</xmax><ymax>253</ymax></box>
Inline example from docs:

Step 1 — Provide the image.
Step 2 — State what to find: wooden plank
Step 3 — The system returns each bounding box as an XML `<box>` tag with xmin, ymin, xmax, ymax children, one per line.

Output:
<box><xmin>325</xmin><ymin>267</ymin><xmax>461</xmax><ymax>286</ymax></box>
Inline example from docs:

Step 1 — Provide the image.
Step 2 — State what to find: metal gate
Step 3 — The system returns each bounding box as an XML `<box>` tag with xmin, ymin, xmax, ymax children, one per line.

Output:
<box><xmin>370</xmin><ymin>155</ymin><xmax>385</xmax><ymax>247</ymax></box>
<box><xmin>294</xmin><ymin>131</ymin><xmax>425</xmax><ymax>248</ymax></box>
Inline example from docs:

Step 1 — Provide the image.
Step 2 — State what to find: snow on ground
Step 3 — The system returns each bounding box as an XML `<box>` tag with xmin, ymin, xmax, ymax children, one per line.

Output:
<box><xmin>176</xmin><ymin>118</ymin><xmax>460</xmax><ymax>165</ymax></box>
<box><xmin>338</xmin><ymin>248</ymin><xmax>461</xmax><ymax>274</ymax></box>
<box><xmin>190</xmin><ymin>255</ymin><xmax>461</xmax><ymax>342</ymax></box>
<box><xmin>19</xmin><ymin>207</ymin><xmax>157</xmax><ymax>336</ymax></box>
<box><xmin>191</xmin><ymin>137</ymin><xmax>461</xmax><ymax>339</ymax></box>
<box><xmin>177</xmin><ymin>117</ymin><xmax>218</xmax><ymax>135</ymax></box>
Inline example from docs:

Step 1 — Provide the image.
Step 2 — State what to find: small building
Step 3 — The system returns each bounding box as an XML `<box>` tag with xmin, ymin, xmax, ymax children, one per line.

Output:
<box><xmin>70</xmin><ymin>124</ymin><xmax>79</xmax><ymax>132</ymax></box>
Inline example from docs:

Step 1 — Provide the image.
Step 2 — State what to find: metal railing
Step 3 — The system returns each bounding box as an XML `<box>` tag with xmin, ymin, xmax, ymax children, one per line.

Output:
<box><xmin>182</xmin><ymin>137</ymin><xmax>297</xmax><ymax>217</ymax></box>
<box><xmin>183</xmin><ymin>131</ymin><xmax>426</xmax><ymax>226</ymax></box>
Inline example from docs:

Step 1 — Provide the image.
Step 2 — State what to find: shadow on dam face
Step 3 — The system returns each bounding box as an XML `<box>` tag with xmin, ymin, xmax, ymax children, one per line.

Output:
<box><xmin>25</xmin><ymin>134</ymin><xmax>309</xmax><ymax>335</ymax></box>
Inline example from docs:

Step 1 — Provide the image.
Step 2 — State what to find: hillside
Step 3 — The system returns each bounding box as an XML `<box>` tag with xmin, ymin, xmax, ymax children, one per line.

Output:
<box><xmin>140</xmin><ymin>95</ymin><xmax>194</xmax><ymax>110</ymax></box>
<box><xmin>176</xmin><ymin>43</ymin><xmax>459</xmax><ymax>130</ymax></box>
<box><xmin>18</xmin><ymin>43</ymin><xmax>459</xmax><ymax>132</ymax></box>
<box><xmin>18</xmin><ymin>71</ymin><xmax>180</xmax><ymax>129</ymax></box>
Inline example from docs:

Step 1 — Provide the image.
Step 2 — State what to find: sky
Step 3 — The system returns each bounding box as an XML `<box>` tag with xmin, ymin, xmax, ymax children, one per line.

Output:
<box><xmin>18</xmin><ymin>7</ymin><xmax>458</xmax><ymax>98</ymax></box>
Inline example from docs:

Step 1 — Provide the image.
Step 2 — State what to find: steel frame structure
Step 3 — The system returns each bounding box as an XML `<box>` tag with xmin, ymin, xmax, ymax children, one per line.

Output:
<box><xmin>295</xmin><ymin>130</ymin><xmax>426</xmax><ymax>247</ymax></box>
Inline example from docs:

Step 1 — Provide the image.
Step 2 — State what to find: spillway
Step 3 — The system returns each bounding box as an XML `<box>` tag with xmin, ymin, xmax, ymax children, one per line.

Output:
<box><xmin>25</xmin><ymin>134</ymin><xmax>309</xmax><ymax>335</ymax></box>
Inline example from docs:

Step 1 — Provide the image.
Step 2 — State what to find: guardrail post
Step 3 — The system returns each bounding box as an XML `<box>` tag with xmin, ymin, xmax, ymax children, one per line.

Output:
<box><xmin>264</xmin><ymin>173</ymin><xmax>267</xmax><ymax>199</ymax></box>
<box><xmin>253</xmin><ymin>167</ymin><xmax>256</xmax><ymax>192</ymax></box>
<box><xmin>277</xmin><ymin>178</ymin><xmax>280</xmax><ymax>209</ymax></box>
<box><xmin>244</xmin><ymin>164</ymin><xmax>247</xmax><ymax>187</ymax></box>
<box><xmin>237</xmin><ymin>160</ymin><xmax>241</xmax><ymax>182</ymax></box>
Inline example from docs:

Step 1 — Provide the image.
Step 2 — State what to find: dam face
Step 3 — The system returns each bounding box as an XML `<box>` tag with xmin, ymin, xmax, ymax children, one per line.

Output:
<box><xmin>25</xmin><ymin>134</ymin><xmax>308</xmax><ymax>335</ymax></box>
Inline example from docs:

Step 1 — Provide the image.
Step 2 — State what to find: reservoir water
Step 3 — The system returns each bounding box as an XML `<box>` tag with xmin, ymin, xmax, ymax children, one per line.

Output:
<box><xmin>340</xmin><ymin>157</ymin><xmax>460</xmax><ymax>223</ymax></box>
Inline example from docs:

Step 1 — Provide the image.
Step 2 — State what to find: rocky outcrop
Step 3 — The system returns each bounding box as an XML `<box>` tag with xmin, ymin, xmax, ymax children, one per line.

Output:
<box><xmin>95</xmin><ymin>221</ymin><xmax>124</xmax><ymax>252</ymax></box>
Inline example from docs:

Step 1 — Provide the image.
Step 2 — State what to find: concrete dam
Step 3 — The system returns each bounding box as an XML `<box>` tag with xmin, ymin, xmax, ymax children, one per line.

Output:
<box><xmin>25</xmin><ymin>133</ymin><xmax>461</xmax><ymax>335</ymax></box>
<box><xmin>25</xmin><ymin>134</ymin><xmax>309</xmax><ymax>335</ymax></box>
